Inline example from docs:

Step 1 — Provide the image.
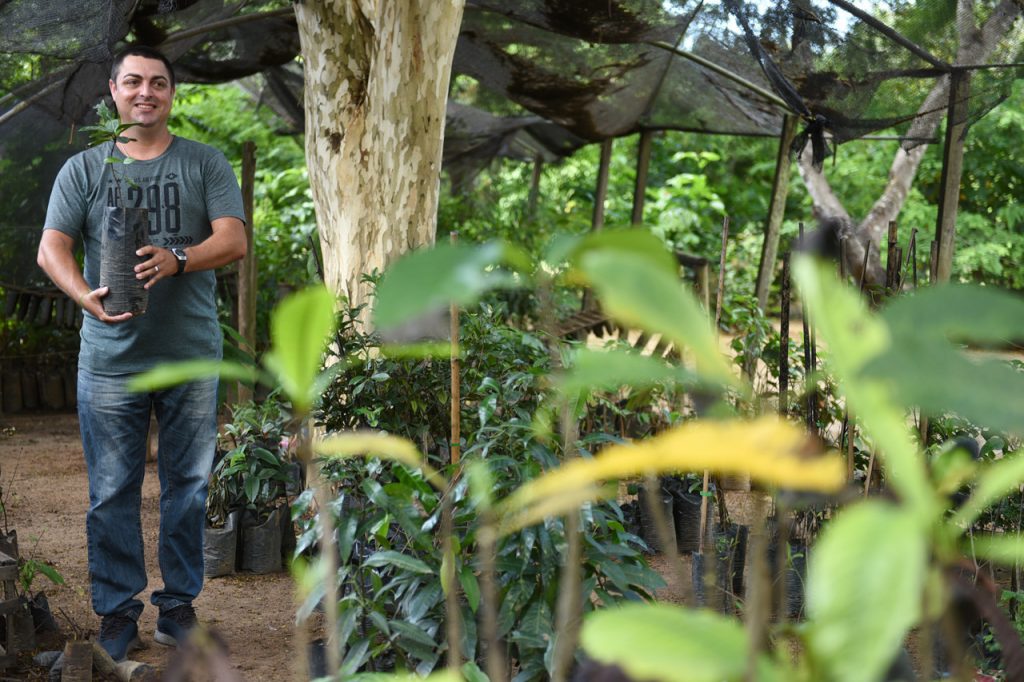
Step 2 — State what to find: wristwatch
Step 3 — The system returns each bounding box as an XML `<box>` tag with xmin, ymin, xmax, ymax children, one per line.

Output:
<box><xmin>171</xmin><ymin>248</ymin><xmax>188</xmax><ymax>276</ymax></box>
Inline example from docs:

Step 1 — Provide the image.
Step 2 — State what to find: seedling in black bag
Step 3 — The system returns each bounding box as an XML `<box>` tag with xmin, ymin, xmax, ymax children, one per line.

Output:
<box><xmin>80</xmin><ymin>100</ymin><xmax>151</xmax><ymax>316</ymax></box>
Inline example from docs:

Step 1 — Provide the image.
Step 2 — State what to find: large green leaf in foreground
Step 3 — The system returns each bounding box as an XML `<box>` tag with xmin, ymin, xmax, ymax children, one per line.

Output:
<box><xmin>806</xmin><ymin>501</ymin><xmax>926</xmax><ymax>682</ymax></box>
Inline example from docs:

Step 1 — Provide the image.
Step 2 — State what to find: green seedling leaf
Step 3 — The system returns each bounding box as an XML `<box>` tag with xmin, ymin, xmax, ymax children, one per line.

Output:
<box><xmin>556</xmin><ymin>347</ymin><xmax>696</xmax><ymax>400</ymax></box>
<box><xmin>581</xmin><ymin>602</ymin><xmax>778</xmax><ymax>682</ymax></box>
<box><xmin>365</xmin><ymin>550</ymin><xmax>433</xmax><ymax>575</ymax></box>
<box><xmin>793</xmin><ymin>257</ymin><xmax>933</xmax><ymax>516</ymax></box>
<box><xmin>266</xmin><ymin>285</ymin><xmax>336</xmax><ymax>412</ymax></box>
<box><xmin>372</xmin><ymin>241</ymin><xmax>520</xmax><ymax>331</ymax></box>
<box><xmin>806</xmin><ymin>501</ymin><xmax>926</xmax><ymax>682</ymax></box>
<box><xmin>33</xmin><ymin>562</ymin><xmax>65</xmax><ymax>586</ymax></box>
<box><xmin>864</xmin><ymin>344</ymin><xmax>1024</xmax><ymax>437</ymax></box>
<box><xmin>127</xmin><ymin>359</ymin><xmax>261</xmax><ymax>392</ymax></box>
<box><xmin>952</xmin><ymin>450</ymin><xmax>1024</xmax><ymax>528</ymax></box>
<box><xmin>459</xmin><ymin>564</ymin><xmax>481</xmax><ymax>613</ymax></box>
<box><xmin>881</xmin><ymin>284</ymin><xmax>1024</xmax><ymax>346</ymax></box>
<box><xmin>347</xmin><ymin>671</ymin><xmax>461</xmax><ymax>682</ymax></box>
<box><xmin>579</xmin><ymin>250</ymin><xmax>739</xmax><ymax>391</ymax></box>
<box><xmin>568</xmin><ymin>229</ymin><xmax>679</xmax><ymax>279</ymax></box>
<box><xmin>467</xmin><ymin>460</ymin><xmax>495</xmax><ymax>512</ymax></box>
<box><xmin>461</xmin><ymin>661</ymin><xmax>489</xmax><ymax>682</ymax></box>
<box><xmin>971</xmin><ymin>534</ymin><xmax>1024</xmax><ymax>565</ymax></box>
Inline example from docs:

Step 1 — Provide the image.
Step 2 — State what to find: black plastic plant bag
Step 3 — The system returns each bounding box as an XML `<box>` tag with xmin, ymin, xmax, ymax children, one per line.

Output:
<box><xmin>99</xmin><ymin>206</ymin><xmax>149</xmax><ymax>316</ymax></box>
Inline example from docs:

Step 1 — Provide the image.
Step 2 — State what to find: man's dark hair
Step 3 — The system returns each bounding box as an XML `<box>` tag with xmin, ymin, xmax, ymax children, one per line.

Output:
<box><xmin>110</xmin><ymin>45</ymin><xmax>176</xmax><ymax>89</ymax></box>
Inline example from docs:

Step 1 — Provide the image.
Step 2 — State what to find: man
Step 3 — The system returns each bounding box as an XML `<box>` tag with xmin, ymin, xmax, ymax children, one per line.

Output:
<box><xmin>36</xmin><ymin>45</ymin><xmax>247</xmax><ymax>662</ymax></box>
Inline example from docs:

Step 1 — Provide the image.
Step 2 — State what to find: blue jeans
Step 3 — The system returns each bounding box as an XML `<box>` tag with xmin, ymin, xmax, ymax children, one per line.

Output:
<box><xmin>77</xmin><ymin>368</ymin><xmax>218</xmax><ymax>618</ymax></box>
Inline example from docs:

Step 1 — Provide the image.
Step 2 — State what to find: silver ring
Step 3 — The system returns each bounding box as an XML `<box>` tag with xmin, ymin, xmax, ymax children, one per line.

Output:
<box><xmin>154</xmin><ymin>265</ymin><xmax>160</xmax><ymax>273</ymax></box>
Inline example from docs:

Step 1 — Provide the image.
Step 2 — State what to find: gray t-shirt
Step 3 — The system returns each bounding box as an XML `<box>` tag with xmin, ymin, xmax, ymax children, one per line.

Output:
<box><xmin>44</xmin><ymin>137</ymin><xmax>245</xmax><ymax>375</ymax></box>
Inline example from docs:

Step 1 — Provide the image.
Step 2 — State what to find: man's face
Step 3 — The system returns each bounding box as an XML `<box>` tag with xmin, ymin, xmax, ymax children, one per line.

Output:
<box><xmin>108</xmin><ymin>55</ymin><xmax>175</xmax><ymax>130</ymax></box>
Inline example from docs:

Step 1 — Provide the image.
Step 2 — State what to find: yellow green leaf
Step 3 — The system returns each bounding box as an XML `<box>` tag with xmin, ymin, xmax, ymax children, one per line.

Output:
<box><xmin>498</xmin><ymin>417</ymin><xmax>843</xmax><ymax>522</ymax></box>
<box><xmin>316</xmin><ymin>431</ymin><xmax>446</xmax><ymax>491</ymax></box>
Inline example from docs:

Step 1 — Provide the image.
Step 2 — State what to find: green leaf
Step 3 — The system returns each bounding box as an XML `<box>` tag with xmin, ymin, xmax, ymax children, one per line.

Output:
<box><xmin>952</xmin><ymin>450</ymin><xmax>1024</xmax><ymax>528</ymax></box>
<box><xmin>793</xmin><ymin>257</ymin><xmax>933</xmax><ymax>515</ymax></box>
<box><xmin>971</xmin><ymin>534</ymin><xmax>1024</xmax><ymax>565</ymax></box>
<box><xmin>579</xmin><ymin>250</ymin><xmax>739</xmax><ymax>391</ymax></box>
<box><xmin>127</xmin><ymin>359</ymin><xmax>259</xmax><ymax>392</ymax></box>
<box><xmin>266</xmin><ymin>285</ymin><xmax>337</xmax><ymax>413</ymax></box>
<box><xmin>580</xmin><ymin>603</ymin><xmax>759</xmax><ymax>682</ymax></box>
<box><xmin>461</xmin><ymin>661</ymin><xmax>490</xmax><ymax>682</ymax></box>
<box><xmin>243</xmin><ymin>476</ymin><xmax>259</xmax><ymax>503</ymax></box>
<box><xmin>35</xmin><ymin>563</ymin><xmax>65</xmax><ymax>586</ymax></box>
<box><xmin>389</xmin><ymin>619</ymin><xmax>439</xmax><ymax>649</ymax></box>
<box><xmin>880</xmin><ymin>284</ymin><xmax>1024</xmax><ymax>346</ymax></box>
<box><xmin>372</xmin><ymin>241</ymin><xmax>517</xmax><ymax>331</ymax></box>
<box><xmin>556</xmin><ymin>347</ymin><xmax>696</xmax><ymax>400</ymax></box>
<box><xmin>459</xmin><ymin>564</ymin><xmax>481</xmax><ymax>613</ymax></box>
<box><xmin>569</xmin><ymin>229</ymin><xmax>679</xmax><ymax>278</ymax></box>
<box><xmin>805</xmin><ymin>501</ymin><xmax>926</xmax><ymax>682</ymax></box>
<box><xmin>364</xmin><ymin>550</ymin><xmax>433</xmax><ymax>575</ymax></box>
<box><xmin>864</xmin><ymin>345</ymin><xmax>1024</xmax><ymax>437</ymax></box>
<box><xmin>340</xmin><ymin>638</ymin><xmax>370</xmax><ymax>677</ymax></box>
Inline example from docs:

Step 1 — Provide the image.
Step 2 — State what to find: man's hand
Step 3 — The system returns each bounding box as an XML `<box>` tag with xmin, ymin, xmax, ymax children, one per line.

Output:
<box><xmin>80</xmin><ymin>286</ymin><xmax>133</xmax><ymax>324</ymax></box>
<box><xmin>135</xmin><ymin>245</ymin><xmax>176</xmax><ymax>288</ymax></box>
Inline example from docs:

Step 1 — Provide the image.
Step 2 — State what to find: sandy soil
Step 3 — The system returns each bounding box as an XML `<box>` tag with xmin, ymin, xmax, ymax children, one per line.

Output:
<box><xmin>0</xmin><ymin>412</ymin><xmax>296</xmax><ymax>681</ymax></box>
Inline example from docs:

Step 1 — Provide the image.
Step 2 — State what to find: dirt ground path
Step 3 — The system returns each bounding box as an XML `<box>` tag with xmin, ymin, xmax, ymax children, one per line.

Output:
<box><xmin>0</xmin><ymin>412</ymin><xmax>295</xmax><ymax>681</ymax></box>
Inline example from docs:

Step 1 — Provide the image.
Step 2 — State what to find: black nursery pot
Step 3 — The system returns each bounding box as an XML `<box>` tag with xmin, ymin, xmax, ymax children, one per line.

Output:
<box><xmin>99</xmin><ymin>206</ymin><xmax>150</xmax><ymax>316</ymax></box>
<box><xmin>241</xmin><ymin>506</ymin><xmax>284</xmax><ymax>574</ymax></box>
<box><xmin>204</xmin><ymin>509</ymin><xmax>241</xmax><ymax>578</ymax></box>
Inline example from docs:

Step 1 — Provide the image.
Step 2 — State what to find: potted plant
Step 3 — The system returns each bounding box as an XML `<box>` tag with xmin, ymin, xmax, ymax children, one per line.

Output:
<box><xmin>80</xmin><ymin>101</ymin><xmax>149</xmax><ymax>316</ymax></box>
<box><xmin>18</xmin><ymin>555</ymin><xmax>64</xmax><ymax>636</ymax></box>
<box><xmin>211</xmin><ymin>393</ymin><xmax>297</xmax><ymax>574</ymax></box>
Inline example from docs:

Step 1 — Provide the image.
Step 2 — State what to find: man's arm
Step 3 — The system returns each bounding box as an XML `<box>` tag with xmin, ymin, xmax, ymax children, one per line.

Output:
<box><xmin>133</xmin><ymin>216</ymin><xmax>247</xmax><ymax>287</ymax></box>
<box><xmin>37</xmin><ymin>229</ymin><xmax>132</xmax><ymax>323</ymax></box>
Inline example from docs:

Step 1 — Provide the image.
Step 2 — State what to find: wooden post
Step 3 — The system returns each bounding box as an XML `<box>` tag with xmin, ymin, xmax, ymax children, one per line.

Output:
<box><xmin>755</xmin><ymin>114</ymin><xmax>799</xmax><ymax>311</ymax></box>
<box><xmin>592</xmin><ymin>139</ymin><xmax>614</xmax><ymax>232</ymax></box>
<box><xmin>779</xmin><ymin>253</ymin><xmax>790</xmax><ymax>417</ymax></box>
<box><xmin>934</xmin><ymin>70</ymin><xmax>970</xmax><ymax>283</ymax></box>
<box><xmin>885</xmin><ymin>220</ymin><xmax>899</xmax><ymax>295</ymax></box>
<box><xmin>714</xmin><ymin>216</ymin><xmax>730</xmax><ymax>330</ymax></box>
<box><xmin>631</xmin><ymin>131</ymin><xmax>654</xmax><ymax>226</ymax></box>
<box><xmin>526</xmin><ymin>156</ymin><xmax>543</xmax><ymax>221</ymax></box>
<box><xmin>450</xmin><ymin>231</ymin><xmax>461</xmax><ymax>465</ymax></box>
<box><xmin>238</xmin><ymin>141</ymin><xmax>258</xmax><ymax>403</ymax></box>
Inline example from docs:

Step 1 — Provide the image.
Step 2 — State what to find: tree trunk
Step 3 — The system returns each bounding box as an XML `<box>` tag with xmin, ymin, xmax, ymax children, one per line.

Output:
<box><xmin>294</xmin><ymin>1</ymin><xmax>466</xmax><ymax>312</ymax></box>
<box><xmin>797</xmin><ymin>0</ymin><xmax>1020</xmax><ymax>284</ymax></box>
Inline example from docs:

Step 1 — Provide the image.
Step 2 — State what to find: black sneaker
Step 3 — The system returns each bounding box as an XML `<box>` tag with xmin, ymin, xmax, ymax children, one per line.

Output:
<box><xmin>98</xmin><ymin>612</ymin><xmax>141</xmax><ymax>662</ymax></box>
<box><xmin>154</xmin><ymin>603</ymin><xmax>198</xmax><ymax>647</ymax></box>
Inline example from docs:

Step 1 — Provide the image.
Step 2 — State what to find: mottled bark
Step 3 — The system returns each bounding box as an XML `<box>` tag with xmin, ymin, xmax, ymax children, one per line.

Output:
<box><xmin>294</xmin><ymin>1</ymin><xmax>466</xmax><ymax>311</ymax></box>
<box><xmin>798</xmin><ymin>0</ymin><xmax>1020</xmax><ymax>284</ymax></box>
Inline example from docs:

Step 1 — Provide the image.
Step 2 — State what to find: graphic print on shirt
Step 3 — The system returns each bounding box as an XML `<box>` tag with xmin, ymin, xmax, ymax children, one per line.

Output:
<box><xmin>106</xmin><ymin>172</ymin><xmax>191</xmax><ymax>247</ymax></box>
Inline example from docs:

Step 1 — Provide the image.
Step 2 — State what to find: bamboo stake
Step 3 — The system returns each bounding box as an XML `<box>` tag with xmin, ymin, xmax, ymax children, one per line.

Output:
<box><xmin>699</xmin><ymin>216</ymin><xmax>731</xmax><ymax>552</ymax></box>
<box><xmin>886</xmin><ymin>220</ymin><xmax>899</xmax><ymax>295</ymax></box>
<box><xmin>859</xmin><ymin>242</ymin><xmax>872</xmax><ymax>293</ymax></box>
<box><xmin>779</xmin><ymin>253</ymin><xmax>791</xmax><ymax>417</ymax></box>
<box><xmin>798</xmin><ymin>224</ymin><xmax>815</xmax><ymax>431</ymax></box>
<box><xmin>863</xmin><ymin>450</ymin><xmax>876</xmax><ymax>498</ymax></box>
<box><xmin>929</xmin><ymin>240</ymin><xmax>939</xmax><ymax>284</ymax></box>
<box><xmin>714</xmin><ymin>216</ymin><xmax>730</xmax><ymax>331</ymax></box>
<box><xmin>450</xmin><ymin>231</ymin><xmax>461</xmax><ymax>465</ymax></box>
